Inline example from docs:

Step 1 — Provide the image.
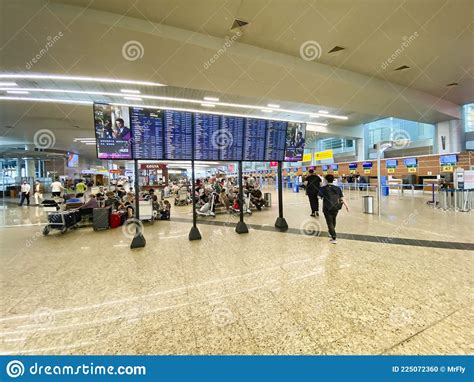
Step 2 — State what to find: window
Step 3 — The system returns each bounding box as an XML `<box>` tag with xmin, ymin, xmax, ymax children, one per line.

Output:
<box><xmin>464</xmin><ymin>103</ymin><xmax>474</xmax><ymax>132</ymax></box>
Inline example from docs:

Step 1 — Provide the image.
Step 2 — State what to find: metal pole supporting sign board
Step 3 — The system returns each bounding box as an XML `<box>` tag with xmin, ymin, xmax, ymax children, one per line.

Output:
<box><xmin>130</xmin><ymin>159</ymin><xmax>146</xmax><ymax>249</ymax></box>
<box><xmin>274</xmin><ymin>161</ymin><xmax>288</xmax><ymax>230</ymax></box>
<box><xmin>189</xmin><ymin>159</ymin><xmax>202</xmax><ymax>240</ymax></box>
<box><xmin>236</xmin><ymin>161</ymin><xmax>248</xmax><ymax>234</ymax></box>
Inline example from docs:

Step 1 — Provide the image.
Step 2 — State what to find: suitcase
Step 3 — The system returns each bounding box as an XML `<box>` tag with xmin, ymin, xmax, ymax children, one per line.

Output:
<box><xmin>93</xmin><ymin>207</ymin><xmax>110</xmax><ymax>230</ymax></box>
<box><xmin>65</xmin><ymin>202</ymin><xmax>83</xmax><ymax>210</ymax></box>
<box><xmin>264</xmin><ymin>193</ymin><xmax>272</xmax><ymax>207</ymax></box>
<box><xmin>109</xmin><ymin>212</ymin><xmax>122</xmax><ymax>229</ymax></box>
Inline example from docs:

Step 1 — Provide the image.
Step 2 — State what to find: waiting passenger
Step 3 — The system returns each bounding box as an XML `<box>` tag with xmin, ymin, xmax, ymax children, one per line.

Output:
<box><xmin>319</xmin><ymin>174</ymin><xmax>349</xmax><ymax>244</ymax></box>
<box><xmin>305</xmin><ymin>169</ymin><xmax>321</xmax><ymax>217</ymax></box>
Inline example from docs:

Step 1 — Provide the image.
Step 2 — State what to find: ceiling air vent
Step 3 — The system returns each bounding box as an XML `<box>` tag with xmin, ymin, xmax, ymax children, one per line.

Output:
<box><xmin>446</xmin><ymin>82</ymin><xmax>458</xmax><ymax>87</ymax></box>
<box><xmin>394</xmin><ymin>65</ymin><xmax>410</xmax><ymax>71</ymax></box>
<box><xmin>230</xmin><ymin>18</ymin><xmax>249</xmax><ymax>30</ymax></box>
<box><xmin>328</xmin><ymin>46</ymin><xmax>346</xmax><ymax>53</ymax></box>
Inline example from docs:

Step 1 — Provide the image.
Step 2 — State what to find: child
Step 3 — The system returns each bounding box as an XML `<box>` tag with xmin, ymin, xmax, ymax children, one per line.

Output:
<box><xmin>160</xmin><ymin>200</ymin><xmax>171</xmax><ymax>220</ymax></box>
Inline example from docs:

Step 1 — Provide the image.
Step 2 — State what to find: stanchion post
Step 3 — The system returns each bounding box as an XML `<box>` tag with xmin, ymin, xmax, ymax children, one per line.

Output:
<box><xmin>130</xmin><ymin>159</ymin><xmax>146</xmax><ymax>249</ymax></box>
<box><xmin>274</xmin><ymin>161</ymin><xmax>288</xmax><ymax>230</ymax></box>
<box><xmin>235</xmin><ymin>161</ymin><xmax>248</xmax><ymax>234</ymax></box>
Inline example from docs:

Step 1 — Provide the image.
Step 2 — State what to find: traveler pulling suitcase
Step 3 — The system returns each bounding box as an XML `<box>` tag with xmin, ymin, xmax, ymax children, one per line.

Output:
<box><xmin>93</xmin><ymin>207</ymin><xmax>110</xmax><ymax>231</ymax></box>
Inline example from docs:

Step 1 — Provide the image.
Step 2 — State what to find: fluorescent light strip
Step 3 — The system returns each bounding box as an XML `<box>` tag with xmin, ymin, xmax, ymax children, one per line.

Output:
<box><xmin>0</xmin><ymin>96</ymin><xmax>327</xmax><ymax>126</ymax></box>
<box><xmin>267</xmin><ymin>103</ymin><xmax>280</xmax><ymax>108</ymax></box>
<box><xmin>0</xmin><ymin>87</ymin><xmax>347</xmax><ymax>120</ymax></box>
<box><xmin>6</xmin><ymin>90</ymin><xmax>29</xmax><ymax>94</ymax></box>
<box><xmin>201</xmin><ymin>103</ymin><xmax>215</xmax><ymax>107</ymax></box>
<box><xmin>203</xmin><ymin>96</ymin><xmax>219</xmax><ymax>102</ymax></box>
<box><xmin>318</xmin><ymin>110</ymin><xmax>329</xmax><ymax>114</ymax></box>
<box><xmin>124</xmin><ymin>96</ymin><xmax>142</xmax><ymax>101</ymax></box>
<box><xmin>261</xmin><ymin>109</ymin><xmax>272</xmax><ymax>113</ymax></box>
<box><xmin>120</xmin><ymin>89</ymin><xmax>141</xmax><ymax>94</ymax></box>
<box><xmin>0</xmin><ymin>82</ymin><xmax>17</xmax><ymax>86</ymax></box>
<box><xmin>0</xmin><ymin>74</ymin><xmax>165</xmax><ymax>87</ymax></box>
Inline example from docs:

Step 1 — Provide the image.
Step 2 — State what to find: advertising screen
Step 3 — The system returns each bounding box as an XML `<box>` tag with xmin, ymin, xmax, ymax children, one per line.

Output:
<box><xmin>386</xmin><ymin>159</ymin><xmax>398</xmax><ymax>168</ymax></box>
<box><xmin>94</xmin><ymin>104</ymin><xmax>132</xmax><ymax>159</ymax></box>
<box><xmin>349</xmin><ymin>163</ymin><xmax>358</xmax><ymax>170</ymax></box>
<box><xmin>362</xmin><ymin>162</ymin><xmax>373</xmax><ymax>169</ymax></box>
<box><xmin>439</xmin><ymin>154</ymin><xmax>457</xmax><ymax>165</ymax></box>
<box><xmin>331</xmin><ymin>164</ymin><xmax>339</xmax><ymax>171</ymax></box>
<box><xmin>404</xmin><ymin>157</ymin><xmax>417</xmax><ymax>167</ymax></box>
<box><xmin>164</xmin><ymin>110</ymin><xmax>193</xmax><ymax>160</ymax></box>
<box><xmin>322</xmin><ymin>165</ymin><xmax>329</xmax><ymax>171</ymax></box>
<box><xmin>67</xmin><ymin>153</ymin><xmax>79</xmax><ymax>168</ymax></box>
<box><xmin>285</xmin><ymin>122</ymin><xmax>306</xmax><ymax>162</ymax></box>
<box><xmin>194</xmin><ymin>113</ymin><xmax>220</xmax><ymax>160</ymax></box>
<box><xmin>220</xmin><ymin>116</ymin><xmax>244</xmax><ymax>161</ymax></box>
<box><xmin>265</xmin><ymin>120</ymin><xmax>287</xmax><ymax>161</ymax></box>
<box><xmin>243</xmin><ymin>118</ymin><xmax>266</xmax><ymax>161</ymax></box>
<box><xmin>130</xmin><ymin>107</ymin><xmax>164</xmax><ymax>159</ymax></box>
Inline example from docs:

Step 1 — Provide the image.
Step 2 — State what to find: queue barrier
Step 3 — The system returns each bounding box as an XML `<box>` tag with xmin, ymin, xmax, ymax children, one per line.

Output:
<box><xmin>436</xmin><ymin>189</ymin><xmax>472</xmax><ymax>212</ymax></box>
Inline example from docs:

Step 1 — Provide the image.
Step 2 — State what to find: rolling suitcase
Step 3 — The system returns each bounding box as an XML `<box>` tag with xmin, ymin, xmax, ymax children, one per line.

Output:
<box><xmin>93</xmin><ymin>207</ymin><xmax>110</xmax><ymax>230</ymax></box>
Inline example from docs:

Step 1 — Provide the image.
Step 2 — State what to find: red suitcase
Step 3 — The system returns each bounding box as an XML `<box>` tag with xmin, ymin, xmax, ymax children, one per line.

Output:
<box><xmin>109</xmin><ymin>212</ymin><xmax>122</xmax><ymax>228</ymax></box>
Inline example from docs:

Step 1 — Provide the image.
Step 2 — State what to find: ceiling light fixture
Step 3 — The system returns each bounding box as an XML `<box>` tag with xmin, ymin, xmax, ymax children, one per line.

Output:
<box><xmin>120</xmin><ymin>89</ymin><xmax>141</xmax><ymax>94</ymax></box>
<box><xmin>124</xmin><ymin>96</ymin><xmax>143</xmax><ymax>101</ymax></box>
<box><xmin>6</xmin><ymin>90</ymin><xmax>29</xmax><ymax>94</ymax></box>
<box><xmin>0</xmin><ymin>74</ymin><xmax>166</xmax><ymax>87</ymax></box>
<box><xmin>318</xmin><ymin>110</ymin><xmax>329</xmax><ymax>114</ymax></box>
<box><xmin>267</xmin><ymin>103</ymin><xmax>280</xmax><ymax>108</ymax></box>
<box><xmin>203</xmin><ymin>97</ymin><xmax>219</xmax><ymax>102</ymax></box>
<box><xmin>201</xmin><ymin>103</ymin><xmax>216</xmax><ymax>107</ymax></box>
<box><xmin>0</xmin><ymin>96</ymin><xmax>92</xmax><ymax>105</ymax></box>
<box><xmin>261</xmin><ymin>109</ymin><xmax>272</xmax><ymax>113</ymax></box>
<box><xmin>0</xmin><ymin>82</ymin><xmax>17</xmax><ymax>86</ymax></box>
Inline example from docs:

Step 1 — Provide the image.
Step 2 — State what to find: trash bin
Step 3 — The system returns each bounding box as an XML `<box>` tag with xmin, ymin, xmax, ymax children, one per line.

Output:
<box><xmin>362</xmin><ymin>195</ymin><xmax>374</xmax><ymax>214</ymax></box>
<box><xmin>264</xmin><ymin>193</ymin><xmax>272</xmax><ymax>207</ymax></box>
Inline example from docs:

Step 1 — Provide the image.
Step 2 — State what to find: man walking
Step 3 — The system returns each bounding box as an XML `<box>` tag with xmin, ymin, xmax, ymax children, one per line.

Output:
<box><xmin>305</xmin><ymin>169</ymin><xmax>321</xmax><ymax>217</ymax></box>
<box><xmin>34</xmin><ymin>180</ymin><xmax>44</xmax><ymax>205</ymax></box>
<box><xmin>319</xmin><ymin>174</ymin><xmax>349</xmax><ymax>244</ymax></box>
<box><xmin>19</xmin><ymin>180</ymin><xmax>31</xmax><ymax>206</ymax></box>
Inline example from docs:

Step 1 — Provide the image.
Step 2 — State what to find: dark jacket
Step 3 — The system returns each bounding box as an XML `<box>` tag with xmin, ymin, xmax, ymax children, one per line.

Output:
<box><xmin>305</xmin><ymin>174</ymin><xmax>321</xmax><ymax>195</ymax></box>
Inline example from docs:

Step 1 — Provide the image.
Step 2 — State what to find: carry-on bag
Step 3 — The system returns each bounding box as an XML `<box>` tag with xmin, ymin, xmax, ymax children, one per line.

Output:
<box><xmin>93</xmin><ymin>207</ymin><xmax>110</xmax><ymax>230</ymax></box>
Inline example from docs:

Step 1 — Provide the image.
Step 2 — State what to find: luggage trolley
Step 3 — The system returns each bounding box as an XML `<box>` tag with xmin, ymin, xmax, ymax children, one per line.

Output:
<box><xmin>43</xmin><ymin>209</ymin><xmax>81</xmax><ymax>235</ymax></box>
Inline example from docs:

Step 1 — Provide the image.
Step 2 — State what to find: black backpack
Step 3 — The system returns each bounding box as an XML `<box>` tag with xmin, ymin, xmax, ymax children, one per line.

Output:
<box><xmin>325</xmin><ymin>185</ymin><xmax>343</xmax><ymax>212</ymax></box>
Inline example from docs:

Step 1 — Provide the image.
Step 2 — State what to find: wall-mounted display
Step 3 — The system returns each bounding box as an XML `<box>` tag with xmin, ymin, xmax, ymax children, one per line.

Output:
<box><xmin>439</xmin><ymin>154</ymin><xmax>457</xmax><ymax>166</ymax></box>
<box><xmin>220</xmin><ymin>116</ymin><xmax>244</xmax><ymax>161</ymax></box>
<box><xmin>349</xmin><ymin>163</ymin><xmax>358</xmax><ymax>170</ymax></box>
<box><xmin>331</xmin><ymin>164</ymin><xmax>339</xmax><ymax>171</ymax></box>
<box><xmin>67</xmin><ymin>153</ymin><xmax>79</xmax><ymax>168</ymax></box>
<box><xmin>164</xmin><ymin>110</ymin><xmax>193</xmax><ymax>160</ymax></box>
<box><xmin>265</xmin><ymin>120</ymin><xmax>287</xmax><ymax>161</ymax></box>
<box><xmin>362</xmin><ymin>162</ymin><xmax>373</xmax><ymax>169</ymax></box>
<box><xmin>194</xmin><ymin>113</ymin><xmax>220</xmax><ymax>160</ymax></box>
<box><xmin>386</xmin><ymin>159</ymin><xmax>398</xmax><ymax>168</ymax></box>
<box><xmin>243</xmin><ymin>118</ymin><xmax>266</xmax><ymax>161</ymax></box>
<box><xmin>404</xmin><ymin>158</ymin><xmax>417</xmax><ymax>167</ymax></box>
<box><xmin>131</xmin><ymin>107</ymin><xmax>164</xmax><ymax>160</ymax></box>
<box><xmin>285</xmin><ymin>122</ymin><xmax>306</xmax><ymax>162</ymax></box>
<box><xmin>94</xmin><ymin>104</ymin><xmax>132</xmax><ymax>159</ymax></box>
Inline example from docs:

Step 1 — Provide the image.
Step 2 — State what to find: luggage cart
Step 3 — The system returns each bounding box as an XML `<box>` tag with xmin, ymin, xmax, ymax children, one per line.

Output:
<box><xmin>43</xmin><ymin>209</ymin><xmax>81</xmax><ymax>235</ymax></box>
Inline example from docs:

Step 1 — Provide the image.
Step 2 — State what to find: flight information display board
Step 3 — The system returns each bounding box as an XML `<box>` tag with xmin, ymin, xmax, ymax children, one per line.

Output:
<box><xmin>131</xmin><ymin>107</ymin><xmax>164</xmax><ymax>159</ymax></box>
<box><xmin>220</xmin><ymin>116</ymin><xmax>244</xmax><ymax>161</ymax></box>
<box><xmin>243</xmin><ymin>118</ymin><xmax>266</xmax><ymax>161</ymax></box>
<box><xmin>164</xmin><ymin>110</ymin><xmax>192</xmax><ymax>160</ymax></box>
<box><xmin>194</xmin><ymin>113</ymin><xmax>220</xmax><ymax>160</ymax></box>
<box><xmin>285</xmin><ymin>122</ymin><xmax>306</xmax><ymax>162</ymax></box>
<box><xmin>93</xmin><ymin>104</ymin><xmax>132</xmax><ymax>159</ymax></box>
<box><xmin>265</xmin><ymin>120</ymin><xmax>287</xmax><ymax>161</ymax></box>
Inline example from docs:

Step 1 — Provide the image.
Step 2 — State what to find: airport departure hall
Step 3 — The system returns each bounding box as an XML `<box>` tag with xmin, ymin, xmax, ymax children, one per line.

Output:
<box><xmin>0</xmin><ymin>0</ymin><xmax>473</xmax><ymax>365</ymax></box>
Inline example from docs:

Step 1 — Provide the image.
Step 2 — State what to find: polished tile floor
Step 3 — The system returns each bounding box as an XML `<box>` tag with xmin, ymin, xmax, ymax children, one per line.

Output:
<box><xmin>0</xmin><ymin>188</ymin><xmax>472</xmax><ymax>355</ymax></box>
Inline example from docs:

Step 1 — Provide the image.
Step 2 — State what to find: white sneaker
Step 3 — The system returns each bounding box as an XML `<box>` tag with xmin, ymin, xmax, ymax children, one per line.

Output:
<box><xmin>329</xmin><ymin>239</ymin><xmax>337</xmax><ymax>244</ymax></box>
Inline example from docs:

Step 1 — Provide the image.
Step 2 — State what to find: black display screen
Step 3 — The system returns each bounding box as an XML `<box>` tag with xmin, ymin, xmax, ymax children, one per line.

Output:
<box><xmin>131</xmin><ymin>107</ymin><xmax>164</xmax><ymax>159</ymax></box>
<box><xmin>194</xmin><ymin>113</ymin><xmax>220</xmax><ymax>160</ymax></box>
<box><xmin>285</xmin><ymin>122</ymin><xmax>306</xmax><ymax>162</ymax></box>
<box><xmin>243</xmin><ymin>118</ymin><xmax>266</xmax><ymax>161</ymax></box>
<box><xmin>164</xmin><ymin>110</ymin><xmax>192</xmax><ymax>160</ymax></box>
<box><xmin>220</xmin><ymin>116</ymin><xmax>244</xmax><ymax>161</ymax></box>
<box><xmin>265</xmin><ymin>120</ymin><xmax>287</xmax><ymax>161</ymax></box>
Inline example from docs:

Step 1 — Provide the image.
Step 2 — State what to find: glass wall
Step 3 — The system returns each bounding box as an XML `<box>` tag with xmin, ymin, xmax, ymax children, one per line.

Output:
<box><xmin>463</xmin><ymin>103</ymin><xmax>474</xmax><ymax>132</ymax></box>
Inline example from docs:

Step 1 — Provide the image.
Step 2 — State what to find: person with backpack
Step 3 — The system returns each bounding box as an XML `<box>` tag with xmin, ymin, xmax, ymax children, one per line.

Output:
<box><xmin>319</xmin><ymin>174</ymin><xmax>349</xmax><ymax>244</ymax></box>
<box><xmin>305</xmin><ymin>169</ymin><xmax>321</xmax><ymax>217</ymax></box>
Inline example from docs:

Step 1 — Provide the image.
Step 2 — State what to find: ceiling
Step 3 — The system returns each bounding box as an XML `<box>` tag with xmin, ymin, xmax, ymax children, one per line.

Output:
<box><xmin>0</xmin><ymin>0</ymin><xmax>472</xmax><ymax>161</ymax></box>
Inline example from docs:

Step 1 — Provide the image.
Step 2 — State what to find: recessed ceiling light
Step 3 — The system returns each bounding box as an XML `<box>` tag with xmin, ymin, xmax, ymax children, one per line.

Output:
<box><xmin>120</xmin><ymin>89</ymin><xmax>141</xmax><ymax>94</ymax></box>
<box><xmin>203</xmin><ymin>97</ymin><xmax>219</xmax><ymax>102</ymax></box>
<box><xmin>446</xmin><ymin>82</ymin><xmax>458</xmax><ymax>87</ymax></box>
<box><xmin>7</xmin><ymin>90</ymin><xmax>29</xmax><ymax>94</ymax></box>
<box><xmin>201</xmin><ymin>103</ymin><xmax>216</xmax><ymax>107</ymax></box>
<box><xmin>123</xmin><ymin>96</ymin><xmax>142</xmax><ymax>101</ymax></box>
<box><xmin>318</xmin><ymin>110</ymin><xmax>329</xmax><ymax>114</ymax></box>
<box><xmin>0</xmin><ymin>82</ymin><xmax>17</xmax><ymax>86</ymax></box>
<box><xmin>267</xmin><ymin>103</ymin><xmax>280</xmax><ymax>108</ymax></box>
